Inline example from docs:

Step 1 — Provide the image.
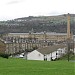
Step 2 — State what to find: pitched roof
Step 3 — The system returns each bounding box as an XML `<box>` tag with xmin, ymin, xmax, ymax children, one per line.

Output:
<box><xmin>36</xmin><ymin>44</ymin><xmax>66</xmax><ymax>54</ymax></box>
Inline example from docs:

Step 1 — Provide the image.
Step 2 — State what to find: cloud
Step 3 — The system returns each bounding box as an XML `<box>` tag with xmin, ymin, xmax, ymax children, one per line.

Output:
<box><xmin>0</xmin><ymin>0</ymin><xmax>75</xmax><ymax>21</ymax></box>
<box><xmin>48</xmin><ymin>11</ymin><xmax>63</xmax><ymax>16</ymax></box>
<box><xmin>7</xmin><ymin>0</ymin><xmax>24</xmax><ymax>5</ymax></box>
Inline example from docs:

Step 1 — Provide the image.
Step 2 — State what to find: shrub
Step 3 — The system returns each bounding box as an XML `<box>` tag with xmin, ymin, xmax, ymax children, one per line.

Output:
<box><xmin>0</xmin><ymin>53</ymin><xmax>10</xmax><ymax>59</ymax></box>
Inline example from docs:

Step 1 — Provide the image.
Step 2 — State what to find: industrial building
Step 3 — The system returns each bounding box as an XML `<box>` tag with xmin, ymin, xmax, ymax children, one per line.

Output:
<box><xmin>0</xmin><ymin>32</ymin><xmax>68</xmax><ymax>54</ymax></box>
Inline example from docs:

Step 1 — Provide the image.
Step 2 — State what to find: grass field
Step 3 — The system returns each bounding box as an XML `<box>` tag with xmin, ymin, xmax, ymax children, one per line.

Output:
<box><xmin>0</xmin><ymin>57</ymin><xmax>75</xmax><ymax>75</ymax></box>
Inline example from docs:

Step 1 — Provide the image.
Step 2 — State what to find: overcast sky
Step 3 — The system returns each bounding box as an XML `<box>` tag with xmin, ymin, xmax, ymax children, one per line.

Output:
<box><xmin>0</xmin><ymin>0</ymin><xmax>75</xmax><ymax>21</ymax></box>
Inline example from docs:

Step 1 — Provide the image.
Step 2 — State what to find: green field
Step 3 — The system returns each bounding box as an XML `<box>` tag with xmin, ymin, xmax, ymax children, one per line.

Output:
<box><xmin>0</xmin><ymin>58</ymin><xmax>75</xmax><ymax>75</ymax></box>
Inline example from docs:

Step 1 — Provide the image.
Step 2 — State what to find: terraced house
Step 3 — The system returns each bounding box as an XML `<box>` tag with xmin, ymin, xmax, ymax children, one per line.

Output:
<box><xmin>0</xmin><ymin>31</ymin><xmax>74</xmax><ymax>54</ymax></box>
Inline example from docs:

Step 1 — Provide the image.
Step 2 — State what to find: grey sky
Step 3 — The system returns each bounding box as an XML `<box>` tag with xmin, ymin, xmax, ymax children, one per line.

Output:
<box><xmin>7</xmin><ymin>0</ymin><xmax>24</xmax><ymax>5</ymax></box>
<box><xmin>0</xmin><ymin>0</ymin><xmax>75</xmax><ymax>21</ymax></box>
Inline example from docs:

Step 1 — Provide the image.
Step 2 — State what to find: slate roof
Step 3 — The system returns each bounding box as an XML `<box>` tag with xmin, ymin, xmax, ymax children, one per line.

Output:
<box><xmin>8</xmin><ymin>32</ymin><xmax>67</xmax><ymax>35</ymax></box>
<box><xmin>36</xmin><ymin>44</ymin><xmax>66</xmax><ymax>54</ymax></box>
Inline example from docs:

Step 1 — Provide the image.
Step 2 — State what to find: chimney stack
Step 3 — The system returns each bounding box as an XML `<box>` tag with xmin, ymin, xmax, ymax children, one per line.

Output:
<box><xmin>67</xmin><ymin>13</ymin><xmax>71</xmax><ymax>39</ymax></box>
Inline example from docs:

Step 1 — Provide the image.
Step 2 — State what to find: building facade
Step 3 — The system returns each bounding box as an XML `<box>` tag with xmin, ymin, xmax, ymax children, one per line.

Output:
<box><xmin>1</xmin><ymin>32</ymin><xmax>74</xmax><ymax>54</ymax></box>
<box><xmin>4</xmin><ymin>32</ymin><xmax>67</xmax><ymax>42</ymax></box>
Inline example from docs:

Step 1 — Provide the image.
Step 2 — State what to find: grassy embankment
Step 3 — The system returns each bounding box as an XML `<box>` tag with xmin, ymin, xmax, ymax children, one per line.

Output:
<box><xmin>0</xmin><ymin>57</ymin><xmax>75</xmax><ymax>75</ymax></box>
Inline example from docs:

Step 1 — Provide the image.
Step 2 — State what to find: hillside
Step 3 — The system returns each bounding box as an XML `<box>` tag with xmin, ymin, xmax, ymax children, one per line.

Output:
<box><xmin>0</xmin><ymin>14</ymin><xmax>75</xmax><ymax>34</ymax></box>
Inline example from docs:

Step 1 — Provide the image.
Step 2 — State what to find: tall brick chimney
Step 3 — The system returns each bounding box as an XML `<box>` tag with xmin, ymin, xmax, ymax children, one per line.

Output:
<box><xmin>67</xmin><ymin>13</ymin><xmax>71</xmax><ymax>39</ymax></box>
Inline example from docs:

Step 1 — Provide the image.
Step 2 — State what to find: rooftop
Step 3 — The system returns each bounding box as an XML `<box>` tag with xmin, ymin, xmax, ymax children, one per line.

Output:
<box><xmin>36</xmin><ymin>44</ymin><xmax>66</xmax><ymax>54</ymax></box>
<box><xmin>8</xmin><ymin>32</ymin><xmax>67</xmax><ymax>35</ymax></box>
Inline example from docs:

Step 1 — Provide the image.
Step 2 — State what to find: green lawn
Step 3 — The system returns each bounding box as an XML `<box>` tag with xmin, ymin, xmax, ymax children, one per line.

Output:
<box><xmin>0</xmin><ymin>57</ymin><xmax>75</xmax><ymax>75</ymax></box>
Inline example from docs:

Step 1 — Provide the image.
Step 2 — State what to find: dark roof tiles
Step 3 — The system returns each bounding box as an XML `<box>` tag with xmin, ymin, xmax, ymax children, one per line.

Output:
<box><xmin>37</xmin><ymin>44</ymin><xmax>66</xmax><ymax>54</ymax></box>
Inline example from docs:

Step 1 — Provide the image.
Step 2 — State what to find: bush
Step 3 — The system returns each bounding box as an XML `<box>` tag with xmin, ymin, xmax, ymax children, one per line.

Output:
<box><xmin>0</xmin><ymin>53</ymin><xmax>10</xmax><ymax>59</ymax></box>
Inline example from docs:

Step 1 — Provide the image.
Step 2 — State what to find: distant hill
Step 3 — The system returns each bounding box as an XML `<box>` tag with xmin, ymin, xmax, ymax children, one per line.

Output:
<box><xmin>0</xmin><ymin>14</ymin><xmax>75</xmax><ymax>34</ymax></box>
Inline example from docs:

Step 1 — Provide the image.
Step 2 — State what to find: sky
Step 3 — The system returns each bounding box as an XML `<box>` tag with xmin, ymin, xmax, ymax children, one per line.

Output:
<box><xmin>0</xmin><ymin>0</ymin><xmax>75</xmax><ymax>21</ymax></box>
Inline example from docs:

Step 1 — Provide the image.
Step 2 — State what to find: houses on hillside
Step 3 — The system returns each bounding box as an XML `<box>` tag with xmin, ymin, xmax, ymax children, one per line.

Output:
<box><xmin>1</xmin><ymin>32</ymin><xmax>75</xmax><ymax>54</ymax></box>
